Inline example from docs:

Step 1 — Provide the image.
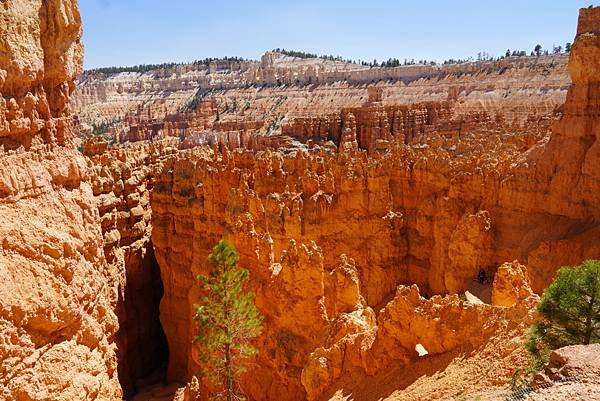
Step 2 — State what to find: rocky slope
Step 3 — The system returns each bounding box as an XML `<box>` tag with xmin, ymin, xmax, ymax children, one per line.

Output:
<box><xmin>0</xmin><ymin>1</ymin><xmax>122</xmax><ymax>400</ymax></box>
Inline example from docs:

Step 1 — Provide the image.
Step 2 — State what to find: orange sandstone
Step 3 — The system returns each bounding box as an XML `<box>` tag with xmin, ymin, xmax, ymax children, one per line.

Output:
<box><xmin>0</xmin><ymin>1</ymin><xmax>122</xmax><ymax>400</ymax></box>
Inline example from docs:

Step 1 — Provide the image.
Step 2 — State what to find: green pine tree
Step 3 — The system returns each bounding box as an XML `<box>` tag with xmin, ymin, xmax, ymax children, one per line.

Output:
<box><xmin>526</xmin><ymin>260</ymin><xmax>600</xmax><ymax>368</ymax></box>
<box><xmin>194</xmin><ymin>240</ymin><xmax>264</xmax><ymax>401</ymax></box>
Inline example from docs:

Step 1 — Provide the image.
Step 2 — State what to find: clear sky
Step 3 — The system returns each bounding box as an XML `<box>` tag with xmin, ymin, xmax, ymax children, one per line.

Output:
<box><xmin>81</xmin><ymin>0</ymin><xmax>597</xmax><ymax>69</ymax></box>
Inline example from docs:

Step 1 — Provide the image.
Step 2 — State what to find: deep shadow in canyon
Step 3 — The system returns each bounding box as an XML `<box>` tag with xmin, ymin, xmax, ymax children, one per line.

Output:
<box><xmin>116</xmin><ymin>241</ymin><xmax>169</xmax><ymax>399</ymax></box>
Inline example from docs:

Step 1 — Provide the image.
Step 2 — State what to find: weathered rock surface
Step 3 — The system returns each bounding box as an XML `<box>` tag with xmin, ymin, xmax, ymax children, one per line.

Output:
<box><xmin>73</xmin><ymin>53</ymin><xmax>569</xmax><ymax>155</ymax></box>
<box><xmin>85</xmin><ymin>138</ymin><xmax>180</xmax><ymax>396</ymax></box>
<box><xmin>520</xmin><ymin>344</ymin><xmax>600</xmax><ymax>401</ymax></box>
<box><xmin>3</xmin><ymin>1</ymin><xmax>600</xmax><ymax>401</ymax></box>
<box><xmin>535</xmin><ymin>344</ymin><xmax>600</xmax><ymax>384</ymax></box>
<box><xmin>491</xmin><ymin>261</ymin><xmax>534</xmax><ymax>307</ymax></box>
<box><xmin>147</xmin><ymin>139</ymin><xmax>538</xmax><ymax>399</ymax></box>
<box><xmin>0</xmin><ymin>1</ymin><xmax>122</xmax><ymax>400</ymax></box>
<box><xmin>147</xmin><ymin>6</ymin><xmax>600</xmax><ymax>401</ymax></box>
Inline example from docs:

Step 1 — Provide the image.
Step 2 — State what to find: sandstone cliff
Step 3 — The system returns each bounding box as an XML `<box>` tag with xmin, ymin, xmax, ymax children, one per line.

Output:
<box><xmin>150</xmin><ymin>143</ymin><xmax>541</xmax><ymax>399</ymax></box>
<box><xmin>0</xmin><ymin>1</ymin><xmax>122</xmax><ymax>400</ymax></box>
<box><xmin>85</xmin><ymin>137</ymin><xmax>183</xmax><ymax>396</ymax></box>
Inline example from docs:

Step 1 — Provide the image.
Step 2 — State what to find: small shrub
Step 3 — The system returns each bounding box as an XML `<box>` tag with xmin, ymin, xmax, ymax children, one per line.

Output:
<box><xmin>526</xmin><ymin>260</ymin><xmax>600</xmax><ymax>366</ymax></box>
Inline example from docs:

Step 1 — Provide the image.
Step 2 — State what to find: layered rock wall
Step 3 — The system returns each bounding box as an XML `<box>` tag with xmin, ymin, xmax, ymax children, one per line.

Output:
<box><xmin>0</xmin><ymin>2</ymin><xmax>594</xmax><ymax>400</ymax></box>
<box><xmin>498</xmin><ymin>6</ymin><xmax>600</xmax><ymax>292</ymax></box>
<box><xmin>147</xmin><ymin>141</ymin><xmax>513</xmax><ymax>397</ymax></box>
<box><xmin>85</xmin><ymin>138</ymin><xmax>180</xmax><ymax>395</ymax></box>
<box><xmin>74</xmin><ymin>53</ymin><xmax>569</xmax><ymax>151</ymax></box>
<box><xmin>0</xmin><ymin>1</ymin><xmax>122</xmax><ymax>400</ymax></box>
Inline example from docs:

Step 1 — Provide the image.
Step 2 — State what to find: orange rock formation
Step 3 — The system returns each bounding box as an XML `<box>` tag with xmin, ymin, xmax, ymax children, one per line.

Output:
<box><xmin>148</xmin><ymin>6</ymin><xmax>600</xmax><ymax>400</ymax></box>
<box><xmin>2</xmin><ymin>2</ymin><xmax>600</xmax><ymax>401</ymax></box>
<box><xmin>85</xmin><ymin>138</ymin><xmax>181</xmax><ymax>395</ymax></box>
<box><xmin>0</xmin><ymin>1</ymin><xmax>122</xmax><ymax>400</ymax></box>
<box><xmin>73</xmin><ymin>52</ymin><xmax>569</xmax><ymax>151</ymax></box>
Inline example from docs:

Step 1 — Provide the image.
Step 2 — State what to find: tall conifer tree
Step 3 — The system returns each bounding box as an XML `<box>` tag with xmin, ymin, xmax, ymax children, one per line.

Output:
<box><xmin>194</xmin><ymin>240</ymin><xmax>263</xmax><ymax>401</ymax></box>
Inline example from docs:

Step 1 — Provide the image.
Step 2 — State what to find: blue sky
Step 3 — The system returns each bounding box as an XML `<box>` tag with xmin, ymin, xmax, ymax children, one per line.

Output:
<box><xmin>81</xmin><ymin>0</ymin><xmax>596</xmax><ymax>69</ymax></box>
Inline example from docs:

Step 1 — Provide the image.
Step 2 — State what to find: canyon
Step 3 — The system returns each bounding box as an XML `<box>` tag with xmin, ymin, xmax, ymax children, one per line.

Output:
<box><xmin>1</xmin><ymin>1</ymin><xmax>600</xmax><ymax>401</ymax></box>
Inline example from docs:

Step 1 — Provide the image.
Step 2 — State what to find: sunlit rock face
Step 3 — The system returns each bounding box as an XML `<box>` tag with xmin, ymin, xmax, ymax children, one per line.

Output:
<box><xmin>73</xmin><ymin>51</ymin><xmax>570</xmax><ymax>152</ymax></box>
<box><xmin>150</xmin><ymin>6</ymin><xmax>600</xmax><ymax>401</ymax></box>
<box><xmin>85</xmin><ymin>138</ymin><xmax>180</xmax><ymax>396</ymax></box>
<box><xmin>3</xmin><ymin>1</ymin><xmax>600</xmax><ymax>400</ymax></box>
<box><xmin>0</xmin><ymin>1</ymin><xmax>122</xmax><ymax>400</ymax></box>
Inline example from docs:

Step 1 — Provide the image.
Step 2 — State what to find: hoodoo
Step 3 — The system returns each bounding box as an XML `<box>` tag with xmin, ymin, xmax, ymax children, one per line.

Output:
<box><xmin>149</xmin><ymin>6</ymin><xmax>600</xmax><ymax>401</ymax></box>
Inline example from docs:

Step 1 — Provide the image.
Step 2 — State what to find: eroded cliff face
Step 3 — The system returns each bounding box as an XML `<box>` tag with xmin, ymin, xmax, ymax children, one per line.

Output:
<box><xmin>0</xmin><ymin>1</ymin><xmax>122</xmax><ymax>400</ymax></box>
<box><xmin>150</xmin><ymin>141</ymin><xmax>540</xmax><ymax>399</ymax></box>
<box><xmin>149</xmin><ymin>6</ymin><xmax>600</xmax><ymax>401</ymax></box>
<box><xmin>502</xmin><ymin>7</ymin><xmax>600</xmax><ymax>293</ymax></box>
<box><xmin>85</xmin><ymin>138</ymin><xmax>181</xmax><ymax>396</ymax></box>
<box><xmin>74</xmin><ymin>54</ymin><xmax>569</xmax><ymax>152</ymax></box>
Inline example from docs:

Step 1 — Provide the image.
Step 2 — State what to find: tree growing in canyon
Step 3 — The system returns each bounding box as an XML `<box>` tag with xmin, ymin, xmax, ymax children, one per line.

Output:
<box><xmin>526</xmin><ymin>260</ymin><xmax>600</xmax><ymax>367</ymax></box>
<box><xmin>194</xmin><ymin>240</ymin><xmax>264</xmax><ymax>401</ymax></box>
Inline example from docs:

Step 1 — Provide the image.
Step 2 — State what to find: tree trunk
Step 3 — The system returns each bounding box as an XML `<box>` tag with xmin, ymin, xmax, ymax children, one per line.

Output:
<box><xmin>225</xmin><ymin>343</ymin><xmax>233</xmax><ymax>401</ymax></box>
<box><xmin>584</xmin><ymin>283</ymin><xmax>597</xmax><ymax>345</ymax></box>
<box><xmin>584</xmin><ymin>315</ymin><xmax>592</xmax><ymax>345</ymax></box>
